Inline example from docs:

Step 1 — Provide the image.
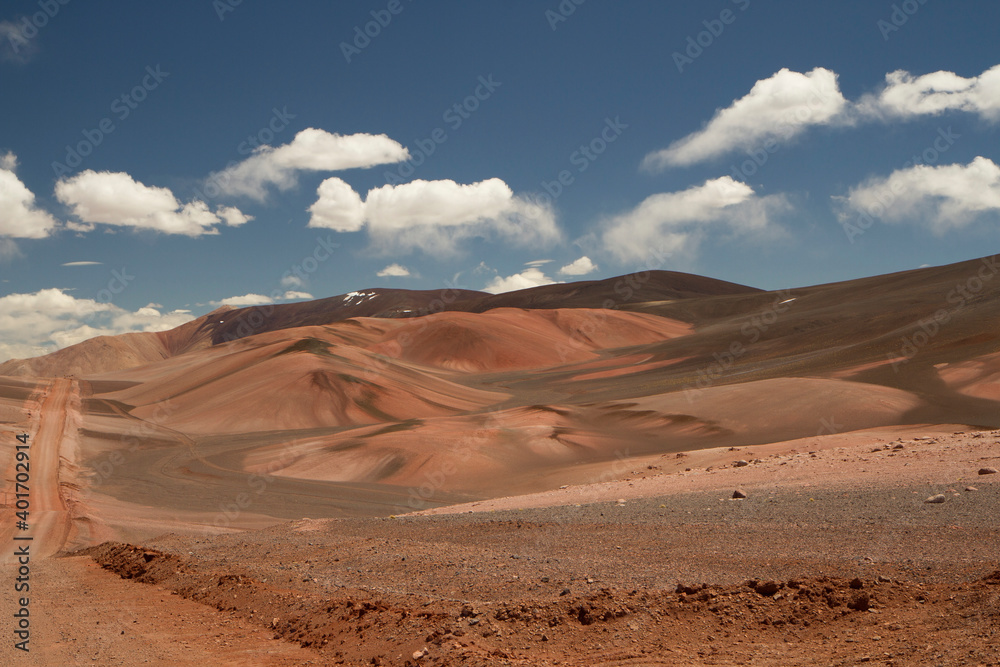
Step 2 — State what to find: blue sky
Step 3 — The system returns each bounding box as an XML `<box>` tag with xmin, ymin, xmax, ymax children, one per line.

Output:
<box><xmin>1</xmin><ymin>0</ymin><xmax>999</xmax><ymax>360</ymax></box>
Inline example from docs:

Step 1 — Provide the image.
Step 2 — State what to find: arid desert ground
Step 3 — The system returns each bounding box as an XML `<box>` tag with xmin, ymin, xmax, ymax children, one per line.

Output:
<box><xmin>2</xmin><ymin>257</ymin><xmax>999</xmax><ymax>666</ymax></box>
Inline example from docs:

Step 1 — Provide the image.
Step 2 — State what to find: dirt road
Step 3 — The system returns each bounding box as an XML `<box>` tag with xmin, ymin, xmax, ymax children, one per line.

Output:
<box><xmin>0</xmin><ymin>379</ymin><xmax>74</xmax><ymax>562</ymax></box>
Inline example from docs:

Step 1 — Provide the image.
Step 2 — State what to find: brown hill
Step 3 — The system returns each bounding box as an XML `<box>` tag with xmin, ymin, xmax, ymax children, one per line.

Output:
<box><xmin>0</xmin><ymin>306</ymin><xmax>232</xmax><ymax>378</ymax></box>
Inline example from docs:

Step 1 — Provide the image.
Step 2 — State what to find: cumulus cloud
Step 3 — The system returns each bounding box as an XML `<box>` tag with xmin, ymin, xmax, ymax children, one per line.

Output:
<box><xmin>307</xmin><ymin>177</ymin><xmax>366</xmax><ymax>232</ymax></box>
<box><xmin>483</xmin><ymin>267</ymin><xmax>560</xmax><ymax>294</ymax></box>
<box><xmin>209</xmin><ymin>291</ymin><xmax>314</xmax><ymax>307</ymax></box>
<box><xmin>208</xmin><ymin>128</ymin><xmax>409</xmax><ymax>201</ymax></box>
<box><xmin>0</xmin><ymin>152</ymin><xmax>58</xmax><ymax>238</ymax></box>
<box><xmin>643</xmin><ymin>64</ymin><xmax>1000</xmax><ymax>169</ymax></box>
<box><xmin>559</xmin><ymin>256</ymin><xmax>598</xmax><ymax>276</ymax></box>
<box><xmin>0</xmin><ymin>288</ymin><xmax>194</xmax><ymax>362</ymax></box>
<box><xmin>308</xmin><ymin>177</ymin><xmax>559</xmax><ymax>255</ymax></box>
<box><xmin>858</xmin><ymin>64</ymin><xmax>1000</xmax><ymax>121</ymax></box>
<box><xmin>837</xmin><ymin>156</ymin><xmax>1000</xmax><ymax>232</ymax></box>
<box><xmin>643</xmin><ymin>68</ymin><xmax>848</xmax><ymax>169</ymax></box>
<box><xmin>601</xmin><ymin>176</ymin><xmax>789</xmax><ymax>262</ymax></box>
<box><xmin>280</xmin><ymin>274</ymin><xmax>304</xmax><ymax>288</ymax></box>
<box><xmin>55</xmin><ymin>170</ymin><xmax>252</xmax><ymax>237</ymax></box>
<box><xmin>377</xmin><ymin>263</ymin><xmax>411</xmax><ymax>277</ymax></box>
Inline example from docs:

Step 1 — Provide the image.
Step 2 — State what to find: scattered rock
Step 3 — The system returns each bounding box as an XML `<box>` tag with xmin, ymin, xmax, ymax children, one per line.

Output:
<box><xmin>966</xmin><ymin>486</ymin><xmax>979</xmax><ymax>492</ymax></box>
<box><xmin>732</xmin><ymin>489</ymin><xmax>747</xmax><ymax>499</ymax></box>
<box><xmin>847</xmin><ymin>593</ymin><xmax>871</xmax><ymax>611</ymax></box>
<box><xmin>734</xmin><ymin>460</ymin><xmax>749</xmax><ymax>467</ymax></box>
<box><xmin>412</xmin><ymin>648</ymin><xmax>427</xmax><ymax>660</ymax></box>
<box><xmin>560</xmin><ymin>588</ymin><xmax>571</xmax><ymax>596</ymax></box>
<box><xmin>893</xmin><ymin>443</ymin><xmax>905</xmax><ymax>450</ymax></box>
<box><xmin>849</xmin><ymin>578</ymin><xmax>864</xmax><ymax>590</ymax></box>
<box><xmin>924</xmin><ymin>494</ymin><xmax>946</xmax><ymax>504</ymax></box>
<box><xmin>616</xmin><ymin>498</ymin><xmax>626</xmax><ymax>505</ymax></box>
<box><xmin>979</xmin><ymin>467</ymin><xmax>998</xmax><ymax>475</ymax></box>
<box><xmin>755</xmin><ymin>581</ymin><xmax>782</xmax><ymax>596</ymax></box>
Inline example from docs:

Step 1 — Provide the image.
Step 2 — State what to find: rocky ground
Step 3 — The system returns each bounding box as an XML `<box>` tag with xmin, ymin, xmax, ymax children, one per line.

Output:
<box><xmin>67</xmin><ymin>428</ymin><xmax>1000</xmax><ymax>666</ymax></box>
<box><xmin>1</xmin><ymin>426</ymin><xmax>998</xmax><ymax>666</ymax></box>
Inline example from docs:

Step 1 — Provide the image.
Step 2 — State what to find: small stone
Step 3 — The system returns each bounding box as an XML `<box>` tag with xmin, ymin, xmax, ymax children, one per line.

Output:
<box><xmin>734</xmin><ymin>460</ymin><xmax>749</xmax><ymax>467</ymax></box>
<box><xmin>412</xmin><ymin>648</ymin><xmax>427</xmax><ymax>660</ymax></box>
<box><xmin>847</xmin><ymin>593</ymin><xmax>871</xmax><ymax>611</ymax></box>
<box><xmin>966</xmin><ymin>486</ymin><xmax>979</xmax><ymax>492</ymax></box>
<box><xmin>979</xmin><ymin>467</ymin><xmax>998</xmax><ymax>475</ymax></box>
<box><xmin>732</xmin><ymin>489</ymin><xmax>747</xmax><ymax>499</ymax></box>
<box><xmin>616</xmin><ymin>498</ymin><xmax>626</xmax><ymax>505</ymax></box>
<box><xmin>924</xmin><ymin>494</ymin><xmax>946</xmax><ymax>504</ymax></box>
<box><xmin>893</xmin><ymin>443</ymin><xmax>904</xmax><ymax>450</ymax></box>
<box><xmin>560</xmin><ymin>588</ymin><xmax>571</xmax><ymax>596</ymax></box>
<box><xmin>755</xmin><ymin>581</ymin><xmax>782</xmax><ymax>596</ymax></box>
<box><xmin>850</xmin><ymin>578</ymin><xmax>864</xmax><ymax>590</ymax></box>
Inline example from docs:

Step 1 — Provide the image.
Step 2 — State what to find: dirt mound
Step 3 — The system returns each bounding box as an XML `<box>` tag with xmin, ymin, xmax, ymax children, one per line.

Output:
<box><xmin>81</xmin><ymin>541</ymin><xmax>1000</xmax><ymax>666</ymax></box>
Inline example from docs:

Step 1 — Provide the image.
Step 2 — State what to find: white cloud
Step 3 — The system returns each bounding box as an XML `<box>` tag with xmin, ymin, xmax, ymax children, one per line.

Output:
<box><xmin>0</xmin><ymin>152</ymin><xmax>58</xmax><ymax>238</ymax></box>
<box><xmin>216</xmin><ymin>206</ymin><xmax>253</xmax><ymax>227</ymax></box>
<box><xmin>210</xmin><ymin>293</ymin><xmax>272</xmax><ymax>307</ymax></box>
<box><xmin>859</xmin><ymin>64</ymin><xmax>1000</xmax><ymax>121</ymax></box>
<box><xmin>525</xmin><ymin>259</ymin><xmax>553</xmax><ymax>267</ymax></box>
<box><xmin>308</xmin><ymin>177</ymin><xmax>560</xmax><ymax>255</ymax></box>
<box><xmin>0</xmin><ymin>21</ymin><xmax>37</xmax><ymax>63</ymax></box>
<box><xmin>643</xmin><ymin>64</ymin><xmax>1000</xmax><ymax>170</ymax></box>
<box><xmin>601</xmin><ymin>176</ymin><xmax>788</xmax><ymax>262</ymax></box>
<box><xmin>280</xmin><ymin>274</ymin><xmax>304</xmax><ymax>288</ymax></box>
<box><xmin>483</xmin><ymin>267</ymin><xmax>560</xmax><ymax>294</ymax></box>
<box><xmin>377</xmin><ymin>263</ymin><xmax>411</xmax><ymax>277</ymax></box>
<box><xmin>55</xmin><ymin>170</ymin><xmax>252</xmax><ymax>237</ymax></box>
<box><xmin>559</xmin><ymin>256</ymin><xmax>598</xmax><ymax>276</ymax></box>
<box><xmin>209</xmin><ymin>128</ymin><xmax>409</xmax><ymax>201</ymax></box>
<box><xmin>837</xmin><ymin>156</ymin><xmax>1000</xmax><ymax>232</ymax></box>
<box><xmin>643</xmin><ymin>68</ymin><xmax>848</xmax><ymax>169</ymax></box>
<box><xmin>62</xmin><ymin>261</ymin><xmax>102</xmax><ymax>266</ymax></box>
<box><xmin>210</xmin><ymin>291</ymin><xmax>314</xmax><ymax>307</ymax></box>
<box><xmin>307</xmin><ymin>177</ymin><xmax>366</xmax><ymax>232</ymax></box>
<box><xmin>0</xmin><ymin>288</ymin><xmax>194</xmax><ymax>362</ymax></box>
